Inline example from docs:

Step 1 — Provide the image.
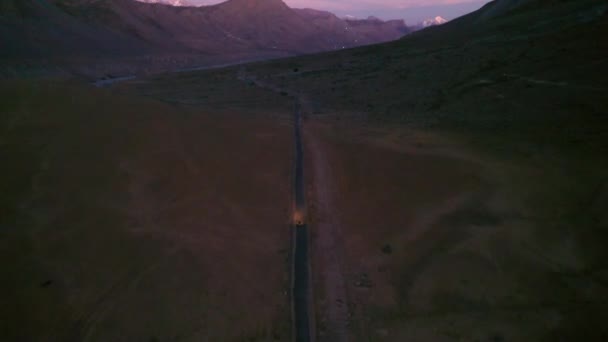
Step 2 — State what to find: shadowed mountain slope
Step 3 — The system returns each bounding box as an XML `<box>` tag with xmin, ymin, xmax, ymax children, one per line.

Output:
<box><xmin>243</xmin><ymin>0</ymin><xmax>607</xmax><ymax>130</ymax></box>
<box><xmin>0</xmin><ymin>0</ymin><xmax>409</xmax><ymax>77</ymax></box>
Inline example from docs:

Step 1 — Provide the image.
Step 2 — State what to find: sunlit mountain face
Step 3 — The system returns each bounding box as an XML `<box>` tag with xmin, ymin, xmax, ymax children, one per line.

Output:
<box><xmin>422</xmin><ymin>15</ymin><xmax>448</xmax><ymax>27</ymax></box>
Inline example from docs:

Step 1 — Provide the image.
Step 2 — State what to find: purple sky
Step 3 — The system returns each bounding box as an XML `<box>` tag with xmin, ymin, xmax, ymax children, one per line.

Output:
<box><xmin>189</xmin><ymin>0</ymin><xmax>491</xmax><ymax>23</ymax></box>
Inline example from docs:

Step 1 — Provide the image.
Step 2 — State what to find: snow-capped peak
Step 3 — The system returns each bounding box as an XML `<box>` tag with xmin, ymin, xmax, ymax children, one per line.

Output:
<box><xmin>422</xmin><ymin>16</ymin><xmax>448</xmax><ymax>27</ymax></box>
<box><xmin>136</xmin><ymin>0</ymin><xmax>196</xmax><ymax>7</ymax></box>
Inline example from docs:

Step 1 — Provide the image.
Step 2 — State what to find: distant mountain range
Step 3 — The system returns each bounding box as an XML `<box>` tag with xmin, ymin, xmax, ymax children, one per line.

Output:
<box><xmin>0</xmin><ymin>0</ymin><xmax>411</xmax><ymax>77</ymax></box>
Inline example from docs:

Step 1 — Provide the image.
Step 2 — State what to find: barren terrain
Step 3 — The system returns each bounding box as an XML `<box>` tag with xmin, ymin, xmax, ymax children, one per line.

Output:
<box><xmin>1</xmin><ymin>0</ymin><xmax>607</xmax><ymax>341</ymax></box>
<box><xmin>0</xmin><ymin>79</ymin><xmax>295</xmax><ymax>341</ymax></box>
<box><xmin>303</xmin><ymin>120</ymin><xmax>608</xmax><ymax>341</ymax></box>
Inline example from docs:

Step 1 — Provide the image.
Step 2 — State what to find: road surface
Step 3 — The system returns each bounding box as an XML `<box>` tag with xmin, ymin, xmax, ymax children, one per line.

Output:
<box><xmin>293</xmin><ymin>100</ymin><xmax>313</xmax><ymax>342</ymax></box>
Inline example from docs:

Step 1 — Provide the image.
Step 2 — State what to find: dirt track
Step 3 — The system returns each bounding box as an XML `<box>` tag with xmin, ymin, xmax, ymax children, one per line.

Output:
<box><xmin>305</xmin><ymin>127</ymin><xmax>351</xmax><ymax>342</ymax></box>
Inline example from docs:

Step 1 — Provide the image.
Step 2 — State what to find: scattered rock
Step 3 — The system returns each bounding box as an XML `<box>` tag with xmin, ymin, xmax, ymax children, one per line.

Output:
<box><xmin>489</xmin><ymin>333</ymin><xmax>504</xmax><ymax>342</ymax></box>
<box><xmin>354</xmin><ymin>273</ymin><xmax>373</xmax><ymax>288</ymax></box>
<box><xmin>376</xmin><ymin>328</ymin><xmax>389</xmax><ymax>337</ymax></box>
<box><xmin>381</xmin><ymin>244</ymin><xmax>392</xmax><ymax>255</ymax></box>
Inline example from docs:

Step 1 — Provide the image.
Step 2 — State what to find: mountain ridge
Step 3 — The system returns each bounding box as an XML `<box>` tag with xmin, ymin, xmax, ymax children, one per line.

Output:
<box><xmin>0</xmin><ymin>0</ymin><xmax>410</xmax><ymax>77</ymax></box>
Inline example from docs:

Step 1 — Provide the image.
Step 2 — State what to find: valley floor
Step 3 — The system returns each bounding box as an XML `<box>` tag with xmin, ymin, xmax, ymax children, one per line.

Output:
<box><xmin>0</xmin><ymin>79</ymin><xmax>295</xmax><ymax>341</ymax></box>
<box><xmin>2</xmin><ymin>13</ymin><xmax>608</xmax><ymax>337</ymax></box>
<box><xmin>303</xmin><ymin>118</ymin><xmax>608</xmax><ymax>341</ymax></box>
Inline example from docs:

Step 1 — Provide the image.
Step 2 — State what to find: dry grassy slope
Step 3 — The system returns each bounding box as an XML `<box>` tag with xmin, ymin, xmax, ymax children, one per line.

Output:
<box><xmin>0</xmin><ymin>79</ymin><xmax>294</xmax><ymax>341</ymax></box>
<box><xmin>244</xmin><ymin>0</ymin><xmax>608</xmax><ymax>153</ymax></box>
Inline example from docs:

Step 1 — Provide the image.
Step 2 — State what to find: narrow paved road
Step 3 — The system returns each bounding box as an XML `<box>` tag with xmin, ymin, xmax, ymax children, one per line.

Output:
<box><xmin>234</xmin><ymin>73</ymin><xmax>315</xmax><ymax>341</ymax></box>
<box><xmin>293</xmin><ymin>100</ymin><xmax>312</xmax><ymax>342</ymax></box>
<box><xmin>294</xmin><ymin>223</ymin><xmax>311</xmax><ymax>342</ymax></box>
